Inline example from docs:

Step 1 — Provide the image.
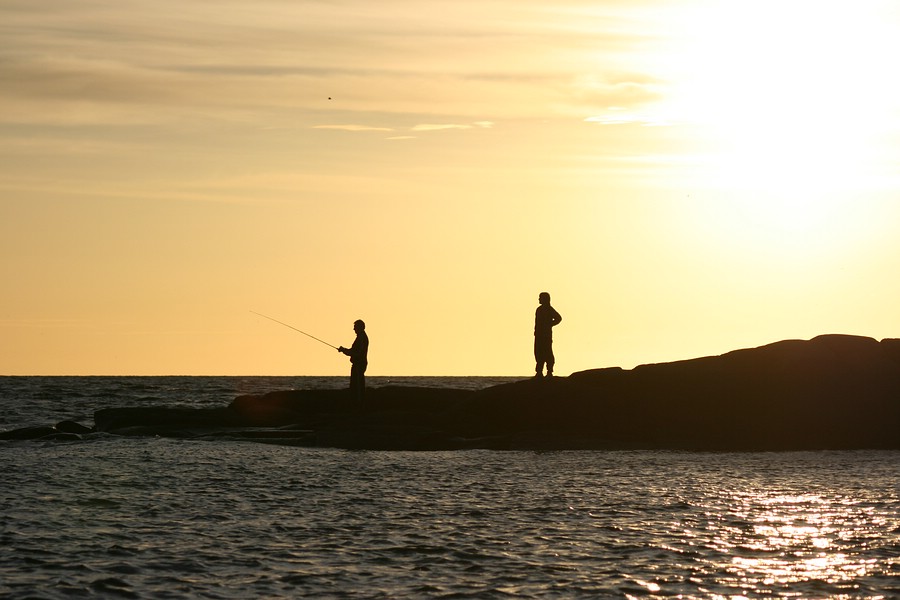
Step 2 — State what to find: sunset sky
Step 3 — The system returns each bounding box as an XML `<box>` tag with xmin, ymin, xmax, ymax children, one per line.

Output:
<box><xmin>3</xmin><ymin>0</ymin><xmax>900</xmax><ymax>375</ymax></box>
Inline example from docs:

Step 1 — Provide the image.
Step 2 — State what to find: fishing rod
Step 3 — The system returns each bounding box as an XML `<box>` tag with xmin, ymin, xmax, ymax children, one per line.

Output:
<box><xmin>250</xmin><ymin>311</ymin><xmax>338</xmax><ymax>350</ymax></box>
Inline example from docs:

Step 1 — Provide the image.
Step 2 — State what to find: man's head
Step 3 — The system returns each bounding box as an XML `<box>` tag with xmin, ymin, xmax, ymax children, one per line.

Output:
<box><xmin>354</xmin><ymin>319</ymin><xmax>366</xmax><ymax>332</ymax></box>
<box><xmin>538</xmin><ymin>292</ymin><xmax>551</xmax><ymax>305</ymax></box>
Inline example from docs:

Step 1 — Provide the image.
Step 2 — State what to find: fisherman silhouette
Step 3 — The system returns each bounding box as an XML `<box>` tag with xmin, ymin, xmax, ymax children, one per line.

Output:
<box><xmin>338</xmin><ymin>319</ymin><xmax>369</xmax><ymax>403</ymax></box>
<box><xmin>534</xmin><ymin>292</ymin><xmax>562</xmax><ymax>378</ymax></box>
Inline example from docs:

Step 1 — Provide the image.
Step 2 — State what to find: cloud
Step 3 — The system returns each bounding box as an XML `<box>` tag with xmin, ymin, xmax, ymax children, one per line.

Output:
<box><xmin>409</xmin><ymin>121</ymin><xmax>494</xmax><ymax>132</ymax></box>
<box><xmin>311</xmin><ymin>122</ymin><xmax>492</xmax><ymax>136</ymax></box>
<box><xmin>412</xmin><ymin>124</ymin><xmax>471</xmax><ymax>132</ymax></box>
<box><xmin>0</xmin><ymin>55</ymin><xmax>184</xmax><ymax>105</ymax></box>
<box><xmin>585</xmin><ymin>113</ymin><xmax>668</xmax><ymax>126</ymax></box>
<box><xmin>313</xmin><ymin>124</ymin><xmax>394</xmax><ymax>132</ymax></box>
<box><xmin>0</xmin><ymin>0</ymin><xmax>674</xmax><ymax>129</ymax></box>
<box><xmin>310</xmin><ymin>120</ymin><xmax>494</xmax><ymax>137</ymax></box>
<box><xmin>572</xmin><ymin>76</ymin><xmax>664</xmax><ymax>110</ymax></box>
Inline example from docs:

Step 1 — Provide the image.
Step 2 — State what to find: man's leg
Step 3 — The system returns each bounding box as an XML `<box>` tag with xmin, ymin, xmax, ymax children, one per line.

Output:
<box><xmin>546</xmin><ymin>342</ymin><xmax>555</xmax><ymax>377</ymax></box>
<box><xmin>350</xmin><ymin>367</ymin><xmax>365</xmax><ymax>404</ymax></box>
<box><xmin>535</xmin><ymin>338</ymin><xmax>548</xmax><ymax>377</ymax></box>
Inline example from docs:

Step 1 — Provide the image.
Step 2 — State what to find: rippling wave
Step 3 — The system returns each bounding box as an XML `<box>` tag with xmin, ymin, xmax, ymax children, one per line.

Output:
<box><xmin>2</xmin><ymin>378</ymin><xmax>899</xmax><ymax>598</ymax></box>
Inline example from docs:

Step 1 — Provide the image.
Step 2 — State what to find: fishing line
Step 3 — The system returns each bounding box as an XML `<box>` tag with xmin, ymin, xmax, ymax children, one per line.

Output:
<box><xmin>250</xmin><ymin>311</ymin><xmax>338</xmax><ymax>349</ymax></box>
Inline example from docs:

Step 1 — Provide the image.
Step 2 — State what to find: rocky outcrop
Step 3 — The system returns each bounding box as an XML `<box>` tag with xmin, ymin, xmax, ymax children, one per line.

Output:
<box><xmin>560</xmin><ymin>334</ymin><xmax>900</xmax><ymax>450</ymax></box>
<box><xmin>450</xmin><ymin>334</ymin><xmax>900</xmax><ymax>450</ymax></box>
<box><xmin>5</xmin><ymin>334</ymin><xmax>900</xmax><ymax>450</ymax></box>
<box><xmin>0</xmin><ymin>420</ymin><xmax>93</xmax><ymax>441</ymax></box>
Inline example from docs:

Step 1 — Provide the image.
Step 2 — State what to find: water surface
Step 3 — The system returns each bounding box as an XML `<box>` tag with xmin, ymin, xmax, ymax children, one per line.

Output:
<box><xmin>2</xmin><ymin>377</ymin><xmax>898</xmax><ymax>598</ymax></box>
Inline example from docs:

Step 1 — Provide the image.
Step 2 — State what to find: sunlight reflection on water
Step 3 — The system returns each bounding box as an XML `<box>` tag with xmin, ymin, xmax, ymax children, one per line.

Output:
<box><xmin>704</xmin><ymin>490</ymin><xmax>898</xmax><ymax>597</ymax></box>
<box><xmin>2</xmin><ymin>377</ymin><xmax>899</xmax><ymax>598</ymax></box>
<box><xmin>3</xmin><ymin>443</ymin><xmax>897</xmax><ymax>598</ymax></box>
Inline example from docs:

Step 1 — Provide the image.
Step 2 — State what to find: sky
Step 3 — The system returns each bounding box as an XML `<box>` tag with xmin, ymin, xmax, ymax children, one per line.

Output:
<box><xmin>3</xmin><ymin>0</ymin><xmax>900</xmax><ymax>375</ymax></box>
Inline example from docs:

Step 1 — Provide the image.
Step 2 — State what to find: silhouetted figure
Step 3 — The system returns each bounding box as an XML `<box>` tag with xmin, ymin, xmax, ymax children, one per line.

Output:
<box><xmin>534</xmin><ymin>292</ymin><xmax>562</xmax><ymax>377</ymax></box>
<box><xmin>338</xmin><ymin>319</ymin><xmax>369</xmax><ymax>404</ymax></box>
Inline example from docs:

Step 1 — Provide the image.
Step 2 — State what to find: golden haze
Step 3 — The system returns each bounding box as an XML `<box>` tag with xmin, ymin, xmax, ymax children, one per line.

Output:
<box><xmin>2</xmin><ymin>0</ymin><xmax>900</xmax><ymax>375</ymax></box>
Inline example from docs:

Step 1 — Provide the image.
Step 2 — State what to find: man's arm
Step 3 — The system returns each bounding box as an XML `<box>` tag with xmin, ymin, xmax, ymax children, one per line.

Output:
<box><xmin>344</xmin><ymin>335</ymin><xmax>368</xmax><ymax>360</ymax></box>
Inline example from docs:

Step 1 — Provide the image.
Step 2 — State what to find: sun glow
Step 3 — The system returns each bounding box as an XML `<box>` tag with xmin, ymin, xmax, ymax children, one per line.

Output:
<box><xmin>659</xmin><ymin>1</ymin><xmax>900</xmax><ymax>250</ymax></box>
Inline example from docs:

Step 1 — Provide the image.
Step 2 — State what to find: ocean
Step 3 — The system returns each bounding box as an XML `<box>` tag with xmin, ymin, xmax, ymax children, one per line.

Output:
<box><xmin>1</xmin><ymin>376</ymin><xmax>898</xmax><ymax>599</ymax></box>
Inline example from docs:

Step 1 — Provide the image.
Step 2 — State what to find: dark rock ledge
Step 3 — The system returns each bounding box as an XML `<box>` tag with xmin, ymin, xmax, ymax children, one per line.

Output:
<box><xmin>4</xmin><ymin>334</ymin><xmax>900</xmax><ymax>451</ymax></box>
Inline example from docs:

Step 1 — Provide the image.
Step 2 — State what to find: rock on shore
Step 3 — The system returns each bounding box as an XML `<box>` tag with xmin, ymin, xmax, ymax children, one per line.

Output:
<box><xmin>5</xmin><ymin>334</ymin><xmax>900</xmax><ymax>450</ymax></box>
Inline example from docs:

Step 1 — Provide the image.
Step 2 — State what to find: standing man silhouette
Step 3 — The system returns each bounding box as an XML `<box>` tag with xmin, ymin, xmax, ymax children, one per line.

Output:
<box><xmin>338</xmin><ymin>319</ymin><xmax>368</xmax><ymax>403</ymax></box>
<box><xmin>534</xmin><ymin>292</ymin><xmax>562</xmax><ymax>378</ymax></box>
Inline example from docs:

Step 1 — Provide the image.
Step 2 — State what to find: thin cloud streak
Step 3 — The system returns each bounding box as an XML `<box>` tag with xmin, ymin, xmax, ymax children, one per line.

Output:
<box><xmin>0</xmin><ymin>0</ymin><xmax>671</xmax><ymax>129</ymax></box>
<box><xmin>313</xmin><ymin>125</ymin><xmax>394</xmax><ymax>132</ymax></box>
<box><xmin>412</xmin><ymin>124</ymin><xmax>473</xmax><ymax>132</ymax></box>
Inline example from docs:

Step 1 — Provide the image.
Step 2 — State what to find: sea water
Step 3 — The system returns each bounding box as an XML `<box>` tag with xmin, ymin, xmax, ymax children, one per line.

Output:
<box><xmin>1</xmin><ymin>377</ymin><xmax>898</xmax><ymax>599</ymax></box>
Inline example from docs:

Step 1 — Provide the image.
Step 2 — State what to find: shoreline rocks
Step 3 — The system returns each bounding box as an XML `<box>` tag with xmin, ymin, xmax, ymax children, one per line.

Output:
<box><xmin>4</xmin><ymin>334</ymin><xmax>900</xmax><ymax>451</ymax></box>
